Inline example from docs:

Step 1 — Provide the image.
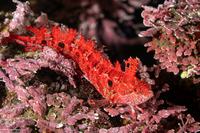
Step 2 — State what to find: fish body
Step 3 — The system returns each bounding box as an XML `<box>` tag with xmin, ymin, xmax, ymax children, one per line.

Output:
<box><xmin>5</xmin><ymin>26</ymin><xmax>153</xmax><ymax>107</ymax></box>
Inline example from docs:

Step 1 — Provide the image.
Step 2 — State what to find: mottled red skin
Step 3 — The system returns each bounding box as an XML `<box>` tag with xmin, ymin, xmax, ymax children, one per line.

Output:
<box><xmin>5</xmin><ymin>26</ymin><xmax>153</xmax><ymax>109</ymax></box>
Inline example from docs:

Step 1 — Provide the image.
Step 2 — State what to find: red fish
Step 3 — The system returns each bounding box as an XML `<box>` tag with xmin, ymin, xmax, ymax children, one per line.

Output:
<box><xmin>4</xmin><ymin>26</ymin><xmax>153</xmax><ymax>116</ymax></box>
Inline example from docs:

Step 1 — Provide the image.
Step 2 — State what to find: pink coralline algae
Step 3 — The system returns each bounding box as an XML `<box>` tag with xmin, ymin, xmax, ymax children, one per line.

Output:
<box><xmin>139</xmin><ymin>0</ymin><xmax>200</xmax><ymax>82</ymax></box>
<box><xmin>9</xmin><ymin>0</ymin><xmax>33</xmax><ymax>31</ymax></box>
<box><xmin>0</xmin><ymin>46</ymin><xmax>78</xmax><ymax>120</ymax></box>
<box><xmin>0</xmin><ymin>0</ymin><xmax>34</xmax><ymax>44</ymax></box>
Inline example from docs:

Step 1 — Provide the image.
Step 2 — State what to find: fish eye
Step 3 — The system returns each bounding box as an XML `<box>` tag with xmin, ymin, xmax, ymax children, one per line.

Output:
<box><xmin>58</xmin><ymin>42</ymin><xmax>65</xmax><ymax>48</ymax></box>
<box><xmin>108</xmin><ymin>80</ymin><xmax>112</xmax><ymax>87</ymax></box>
<box><xmin>41</xmin><ymin>40</ymin><xmax>47</xmax><ymax>44</ymax></box>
